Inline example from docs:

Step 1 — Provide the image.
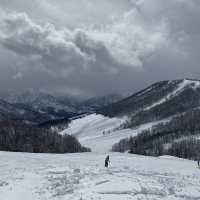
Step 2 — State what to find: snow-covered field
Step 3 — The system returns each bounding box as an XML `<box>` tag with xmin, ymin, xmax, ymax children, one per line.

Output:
<box><xmin>61</xmin><ymin>114</ymin><xmax>169</xmax><ymax>152</ymax></box>
<box><xmin>1</xmin><ymin>151</ymin><xmax>200</xmax><ymax>200</ymax></box>
<box><xmin>1</xmin><ymin>112</ymin><xmax>198</xmax><ymax>200</ymax></box>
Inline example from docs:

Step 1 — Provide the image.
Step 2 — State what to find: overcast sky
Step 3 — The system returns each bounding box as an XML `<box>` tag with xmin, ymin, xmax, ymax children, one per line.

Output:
<box><xmin>0</xmin><ymin>0</ymin><xmax>200</xmax><ymax>97</ymax></box>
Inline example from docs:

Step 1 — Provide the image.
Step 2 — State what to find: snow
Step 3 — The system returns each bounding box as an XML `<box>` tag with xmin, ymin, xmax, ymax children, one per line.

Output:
<box><xmin>61</xmin><ymin>114</ymin><xmax>127</xmax><ymax>138</ymax></box>
<box><xmin>136</xmin><ymin>86</ymin><xmax>154</xmax><ymax>97</ymax></box>
<box><xmin>61</xmin><ymin>114</ymin><xmax>168</xmax><ymax>152</ymax></box>
<box><xmin>1</xmin><ymin>151</ymin><xmax>200</xmax><ymax>200</ymax></box>
<box><xmin>144</xmin><ymin>79</ymin><xmax>200</xmax><ymax>111</ymax></box>
<box><xmin>192</xmin><ymin>80</ymin><xmax>200</xmax><ymax>90</ymax></box>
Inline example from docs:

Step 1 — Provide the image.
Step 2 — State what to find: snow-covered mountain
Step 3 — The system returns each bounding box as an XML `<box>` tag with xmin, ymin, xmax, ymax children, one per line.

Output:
<box><xmin>61</xmin><ymin>79</ymin><xmax>200</xmax><ymax>152</ymax></box>
<box><xmin>1</xmin><ymin>79</ymin><xmax>200</xmax><ymax>151</ymax></box>
<box><xmin>0</xmin><ymin>98</ymin><xmax>50</xmax><ymax>123</ymax></box>
<box><xmin>0</xmin><ymin>91</ymin><xmax>77</xmax><ymax>118</ymax></box>
<box><xmin>100</xmin><ymin>79</ymin><xmax>200</xmax><ymax>127</ymax></box>
<box><xmin>0</xmin><ymin>91</ymin><xmax>123</xmax><ymax>122</ymax></box>
<box><xmin>78</xmin><ymin>94</ymin><xmax>123</xmax><ymax>112</ymax></box>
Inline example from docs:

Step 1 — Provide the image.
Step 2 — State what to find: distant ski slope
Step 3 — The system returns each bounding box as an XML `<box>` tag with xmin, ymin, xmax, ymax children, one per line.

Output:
<box><xmin>144</xmin><ymin>79</ymin><xmax>200</xmax><ymax>111</ymax></box>
<box><xmin>61</xmin><ymin>113</ymin><xmax>169</xmax><ymax>152</ymax></box>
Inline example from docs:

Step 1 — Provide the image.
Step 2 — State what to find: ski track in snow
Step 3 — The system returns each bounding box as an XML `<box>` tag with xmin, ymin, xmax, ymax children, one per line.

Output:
<box><xmin>1</xmin><ymin>151</ymin><xmax>200</xmax><ymax>200</ymax></box>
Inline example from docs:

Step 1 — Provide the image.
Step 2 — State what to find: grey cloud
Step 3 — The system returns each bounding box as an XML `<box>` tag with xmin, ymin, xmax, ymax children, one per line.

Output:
<box><xmin>0</xmin><ymin>13</ymin><xmax>92</xmax><ymax>76</ymax></box>
<box><xmin>0</xmin><ymin>0</ymin><xmax>199</xmax><ymax>97</ymax></box>
<box><xmin>0</xmin><ymin>10</ymin><xmax>169</xmax><ymax>77</ymax></box>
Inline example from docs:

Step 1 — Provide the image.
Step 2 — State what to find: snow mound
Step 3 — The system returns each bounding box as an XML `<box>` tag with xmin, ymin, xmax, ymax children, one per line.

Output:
<box><xmin>1</xmin><ymin>151</ymin><xmax>200</xmax><ymax>200</ymax></box>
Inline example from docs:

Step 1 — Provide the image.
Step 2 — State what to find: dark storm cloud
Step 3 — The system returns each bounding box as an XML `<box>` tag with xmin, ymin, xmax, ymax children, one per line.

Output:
<box><xmin>0</xmin><ymin>0</ymin><xmax>199</xmax><ymax>96</ymax></box>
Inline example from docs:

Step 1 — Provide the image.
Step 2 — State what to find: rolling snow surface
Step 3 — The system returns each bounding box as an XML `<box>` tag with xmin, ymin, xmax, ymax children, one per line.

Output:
<box><xmin>1</xmin><ymin>151</ymin><xmax>200</xmax><ymax>200</ymax></box>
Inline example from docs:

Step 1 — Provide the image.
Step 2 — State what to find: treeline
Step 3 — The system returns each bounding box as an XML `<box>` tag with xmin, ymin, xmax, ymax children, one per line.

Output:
<box><xmin>112</xmin><ymin>109</ymin><xmax>200</xmax><ymax>160</ymax></box>
<box><xmin>38</xmin><ymin>118</ymin><xmax>70</xmax><ymax>133</ymax></box>
<box><xmin>0</xmin><ymin>120</ymin><xmax>90</xmax><ymax>153</ymax></box>
<box><xmin>168</xmin><ymin>138</ymin><xmax>200</xmax><ymax>160</ymax></box>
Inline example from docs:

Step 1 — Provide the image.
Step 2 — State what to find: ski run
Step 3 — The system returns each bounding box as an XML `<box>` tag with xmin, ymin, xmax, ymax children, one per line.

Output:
<box><xmin>1</xmin><ymin>151</ymin><xmax>200</xmax><ymax>200</ymax></box>
<box><xmin>61</xmin><ymin>113</ymin><xmax>170</xmax><ymax>153</ymax></box>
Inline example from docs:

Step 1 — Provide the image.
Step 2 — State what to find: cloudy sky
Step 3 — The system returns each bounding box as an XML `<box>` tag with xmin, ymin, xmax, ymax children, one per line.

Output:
<box><xmin>0</xmin><ymin>0</ymin><xmax>200</xmax><ymax>97</ymax></box>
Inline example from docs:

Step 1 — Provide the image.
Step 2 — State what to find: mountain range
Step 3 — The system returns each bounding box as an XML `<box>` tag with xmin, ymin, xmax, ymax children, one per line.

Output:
<box><xmin>0</xmin><ymin>91</ymin><xmax>123</xmax><ymax>123</ymax></box>
<box><xmin>99</xmin><ymin>79</ymin><xmax>200</xmax><ymax>127</ymax></box>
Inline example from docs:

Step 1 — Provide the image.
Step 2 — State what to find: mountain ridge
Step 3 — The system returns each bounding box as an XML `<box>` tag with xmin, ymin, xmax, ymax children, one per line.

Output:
<box><xmin>99</xmin><ymin>79</ymin><xmax>200</xmax><ymax>127</ymax></box>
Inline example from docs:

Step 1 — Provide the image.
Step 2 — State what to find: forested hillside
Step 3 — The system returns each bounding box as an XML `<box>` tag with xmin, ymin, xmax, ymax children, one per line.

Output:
<box><xmin>100</xmin><ymin>79</ymin><xmax>200</xmax><ymax>128</ymax></box>
<box><xmin>112</xmin><ymin>109</ymin><xmax>200</xmax><ymax>160</ymax></box>
<box><xmin>0</xmin><ymin>120</ymin><xmax>90</xmax><ymax>153</ymax></box>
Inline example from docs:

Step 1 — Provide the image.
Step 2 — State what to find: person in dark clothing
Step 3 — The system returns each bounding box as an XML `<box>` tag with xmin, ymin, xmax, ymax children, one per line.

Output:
<box><xmin>198</xmin><ymin>160</ymin><xmax>200</xmax><ymax>167</ymax></box>
<box><xmin>105</xmin><ymin>155</ymin><xmax>110</xmax><ymax>167</ymax></box>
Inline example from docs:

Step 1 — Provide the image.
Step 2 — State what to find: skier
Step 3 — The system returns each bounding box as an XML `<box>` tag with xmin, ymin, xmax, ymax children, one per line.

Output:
<box><xmin>198</xmin><ymin>159</ymin><xmax>200</xmax><ymax>167</ymax></box>
<box><xmin>105</xmin><ymin>155</ymin><xmax>110</xmax><ymax>167</ymax></box>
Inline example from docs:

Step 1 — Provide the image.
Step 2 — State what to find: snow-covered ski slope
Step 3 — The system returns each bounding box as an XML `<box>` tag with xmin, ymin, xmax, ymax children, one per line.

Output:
<box><xmin>61</xmin><ymin>113</ymin><xmax>169</xmax><ymax>152</ymax></box>
<box><xmin>144</xmin><ymin>79</ymin><xmax>200</xmax><ymax>111</ymax></box>
<box><xmin>1</xmin><ymin>151</ymin><xmax>200</xmax><ymax>200</ymax></box>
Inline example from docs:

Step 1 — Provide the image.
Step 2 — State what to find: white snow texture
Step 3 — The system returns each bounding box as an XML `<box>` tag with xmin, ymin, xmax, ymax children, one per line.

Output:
<box><xmin>1</xmin><ymin>151</ymin><xmax>200</xmax><ymax>200</ymax></box>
